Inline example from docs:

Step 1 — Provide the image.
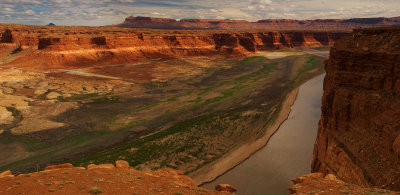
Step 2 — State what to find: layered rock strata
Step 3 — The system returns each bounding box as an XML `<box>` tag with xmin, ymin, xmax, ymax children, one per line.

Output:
<box><xmin>312</xmin><ymin>27</ymin><xmax>400</xmax><ymax>190</ymax></box>
<box><xmin>0</xmin><ymin>24</ymin><xmax>346</xmax><ymax>69</ymax></box>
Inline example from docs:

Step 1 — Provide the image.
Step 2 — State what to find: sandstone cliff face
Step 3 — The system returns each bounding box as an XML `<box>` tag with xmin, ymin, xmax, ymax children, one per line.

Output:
<box><xmin>312</xmin><ymin>27</ymin><xmax>400</xmax><ymax>190</ymax></box>
<box><xmin>0</xmin><ymin>24</ymin><xmax>346</xmax><ymax>68</ymax></box>
<box><xmin>119</xmin><ymin>16</ymin><xmax>400</xmax><ymax>31</ymax></box>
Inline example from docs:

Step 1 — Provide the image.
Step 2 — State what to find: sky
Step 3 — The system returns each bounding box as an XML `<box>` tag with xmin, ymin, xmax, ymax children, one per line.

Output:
<box><xmin>0</xmin><ymin>0</ymin><xmax>399</xmax><ymax>26</ymax></box>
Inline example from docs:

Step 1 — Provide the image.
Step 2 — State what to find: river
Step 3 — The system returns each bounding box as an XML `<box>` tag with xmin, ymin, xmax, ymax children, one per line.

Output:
<box><xmin>202</xmin><ymin>73</ymin><xmax>325</xmax><ymax>195</ymax></box>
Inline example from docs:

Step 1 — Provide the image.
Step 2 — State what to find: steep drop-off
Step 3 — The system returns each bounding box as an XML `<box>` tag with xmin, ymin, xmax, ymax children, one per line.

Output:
<box><xmin>119</xmin><ymin>16</ymin><xmax>400</xmax><ymax>31</ymax></box>
<box><xmin>312</xmin><ymin>27</ymin><xmax>400</xmax><ymax>190</ymax></box>
<box><xmin>0</xmin><ymin>24</ymin><xmax>346</xmax><ymax>68</ymax></box>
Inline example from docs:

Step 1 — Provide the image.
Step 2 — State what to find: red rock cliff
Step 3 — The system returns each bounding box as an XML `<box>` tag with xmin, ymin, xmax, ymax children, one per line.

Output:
<box><xmin>0</xmin><ymin>24</ymin><xmax>346</xmax><ymax>69</ymax></box>
<box><xmin>312</xmin><ymin>27</ymin><xmax>400</xmax><ymax>190</ymax></box>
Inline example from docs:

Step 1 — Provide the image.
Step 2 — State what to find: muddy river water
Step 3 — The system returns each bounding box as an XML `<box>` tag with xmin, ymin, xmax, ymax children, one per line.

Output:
<box><xmin>202</xmin><ymin>74</ymin><xmax>325</xmax><ymax>195</ymax></box>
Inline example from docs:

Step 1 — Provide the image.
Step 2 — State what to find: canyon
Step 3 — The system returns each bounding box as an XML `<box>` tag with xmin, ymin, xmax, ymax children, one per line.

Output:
<box><xmin>0</xmin><ymin>22</ymin><xmax>329</xmax><ymax>180</ymax></box>
<box><xmin>0</xmin><ymin>18</ymin><xmax>399</xmax><ymax>194</ymax></box>
<box><xmin>119</xmin><ymin>16</ymin><xmax>400</xmax><ymax>31</ymax></box>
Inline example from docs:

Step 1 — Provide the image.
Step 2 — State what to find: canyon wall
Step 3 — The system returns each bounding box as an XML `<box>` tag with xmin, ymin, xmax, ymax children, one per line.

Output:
<box><xmin>312</xmin><ymin>27</ymin><xmax>400</xmax><ymax>190</ymax></box>
<box><xmin>0</xmin><ymin>24</ymin><xmax>346</xmax><ymax>68</ymax></box>
<box><xmin>119</xmin><ymin>16</ymin><xmax>400</xmax><ymax>31</ymax></box>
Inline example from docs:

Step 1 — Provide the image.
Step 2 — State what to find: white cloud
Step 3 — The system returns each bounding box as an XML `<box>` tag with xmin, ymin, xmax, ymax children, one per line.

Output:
<box><xmin>261</xmin><ymin>0</ymin><xmax>272</xmax><ymax>4</ymax></box>
<box><xmin>1</xmin><ymin>0</ymin><xmax>399</xmax><ymax>26</ymax></box>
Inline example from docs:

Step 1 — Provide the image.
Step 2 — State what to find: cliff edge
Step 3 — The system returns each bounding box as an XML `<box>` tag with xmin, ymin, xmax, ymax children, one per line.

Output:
<box><xmin>0</xmin><ymin>24</ymin><xmax>346</xmax><ymax>69</ymax></box>
<box><xmin>0</xmin><ymin>160</ymin><xmax>229</xmax><ymax>194</ymax></box>
<box><xmin>312</xmin><ymin>27</ymin><xmax>400</xmax><ymax>190</ymax></box>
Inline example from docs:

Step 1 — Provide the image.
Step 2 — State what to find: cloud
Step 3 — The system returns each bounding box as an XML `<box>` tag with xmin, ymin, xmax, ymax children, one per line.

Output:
<box><xmin>0</xmin><ymin>0</ymin><xmax>399</xmax><ymax>26</ymax></box>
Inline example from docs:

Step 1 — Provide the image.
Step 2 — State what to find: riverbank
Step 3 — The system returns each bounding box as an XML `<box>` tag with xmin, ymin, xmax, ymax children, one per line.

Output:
<box><xmin>201</xmin><ymin>73</ymin><xmax>325</xmax><ymax>194</ymax></box>
<box><xmin>189</xmin><ymin>86</ymin><xmax>300</xmax><ymax>185</ymax></box>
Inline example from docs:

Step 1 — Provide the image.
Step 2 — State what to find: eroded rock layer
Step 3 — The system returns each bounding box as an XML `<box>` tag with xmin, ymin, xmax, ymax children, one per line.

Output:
<box><xmin>0</xmin><ymin>24</ymin><xmax>346</xmax><ymax>69</ymax></box>
<box><xmin>312</xmin><ymin>27</ymin><xmax>400</xmax><ymax>190</ymax></box>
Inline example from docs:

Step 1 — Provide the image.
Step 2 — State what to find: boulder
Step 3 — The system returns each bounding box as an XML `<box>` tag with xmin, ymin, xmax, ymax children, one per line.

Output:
<box><xmin>34</xmin><ymin>89</ymin><xmax>48</xmax><ymax>95</ymax></box>
<box><xmin>292</xmin><ymin>172</ymin><xmax>324</xmax><ymax>184</ymax></box>
<box><xmin>45</xmin><ymin>163</ymin><xmax>73</xmax><ymax>170</ymax></box>
<box><xmin>0</xmin><ymin>106</ymin><xmax>14</xmax><ymax>125</ymax></box>
<box><xmin>215</xmin><ymin>184</ymin><xmax>237</xmax><ymax>192</ymax></box>
<box><xmin>324</xmin><ymin>174</ymin><xmax>337</xmax><ymax>180</ymax></box>
<box><xmin>115</xmin><ymin>160</ymin><xmax>130</xmax><ymax>169</ymax></box>
<box><xmin>0</xmin><ymin>170</ymin><xmax>14</xmax><ymax>178</ymax></box>
<box><xmin>46</xmin><ymin>92</ymin><xmax>61</xmax><ymax>99</ymax></box>
<box><xmin>87</xmin><ymin>164</ymin><xmax>115</xmax><ymax>170</ymax></box>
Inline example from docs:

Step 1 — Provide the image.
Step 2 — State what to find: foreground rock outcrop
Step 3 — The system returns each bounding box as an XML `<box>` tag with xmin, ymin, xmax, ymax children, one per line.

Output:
<box><xmin>119</xmin><ymin>16</ymin><xmax>400</xmax><ymax>31</ymax></box>
<box><xmin>290</xmin><ymin>173</ymin><xmax>399</xmax><ymax>194</ymax></box>
<box><xmin>0</xmin><ymin>24</ymin><xmax>346</xmax><ymax>69</ymax></box>
<box><xmin>0</xmin><ymin>160</ymin><xmax>229</xmax><ymax>194</ymax></box>
<box><xmin>312</xmin><ymin>27</ymin><xmax>400</xmax><ymax>190</ymax></box>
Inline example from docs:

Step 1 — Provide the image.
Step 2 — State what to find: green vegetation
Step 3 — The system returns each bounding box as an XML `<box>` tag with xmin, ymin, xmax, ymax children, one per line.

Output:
<box><xmin>144</xmin><ymin>81</ymin><xmax>169</xmax><ymax>88</ymax></box>
<box><xmin>311</xmin><ymin>46</ymin><xmax>331</xmax><ymax>51</ymax></box>
<box><xmin>6</xmin><ymin>107</ymin><xmax>22</xmax><ymax>119</ymax></box>
<box><xmin>291</xmin><ymin>55</ymin><xmax>323</xmax><ymax>87</ymax></box>
<box><xmin>89</xmin><ymin>187</ymin><xmax>103</xmax><ymax>194</ymax></box>
<box><xmin>58</xmin><ymin>93</ymin><xmax>99</xmax><ymax>101</ymax></box>
<box><xmin>204</xmin><ymin>85</ymin><xmax>246</xmax><ymax>104</ymax></box>
<box><xmin>94</xmin><ymin>178</ymin><xmax>104</xmax><ymax>183</ymax></box>
<box><xmin>201</xmin><ymin>57</ymin><xmax>274</xmax><ymax>104</ymax></box>
<box><xmin>2</xmin><ymin>51</ymin><xmax>326</xmax><ymax>177</ymax></box>
<box><xmin>90</xmin><ymin>96</ymin><xmax>119</xmax><ymax>104</ymax></box>
<box><xmin>132</xmin><ymin>103</ymin><xmax>160</xmax><ymax>113</ymax></box>
<box><xmin>0</xmin><ymin>131</ymin><xmax>112</xmax><ymax>172</ymax></box>
<box><xmin>69</xmin><ymin>53</ymin><xmax>325</xmax><ymax>173</ymax></box>
<box><xmin>0</xmin><ymin>130</ymin><xmax>110</xmax><ymax>154</ymax></box>
<box><xmin>0</xmin><ymin>135</ymin><xmax>50</xmax><ymax>152</ymax></box>
<box><xmin>37</xmin><ymin>90</ymin><xmax>52</xmax><ymax>100</ymax></box>
<box><xmin>73</xmin><ymin>114</ymin><xmax>217</xmax><ymax>167</ymax></box>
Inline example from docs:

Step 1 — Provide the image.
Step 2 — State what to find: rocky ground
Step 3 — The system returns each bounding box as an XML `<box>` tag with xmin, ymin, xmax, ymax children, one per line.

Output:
<box><xmin>289</xmin><ymin>173</ymin><xmax>399</xmax><ymax>195</ymax></box>
<box><xmin>0</xmin><ymin>160</ymin><xmax>230</xmax><ymax>195</ymax></box>
<box><xmin>0</xmin><ymin>67</ymin><xmax>134</xmax><ymax>135</ymax></box>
